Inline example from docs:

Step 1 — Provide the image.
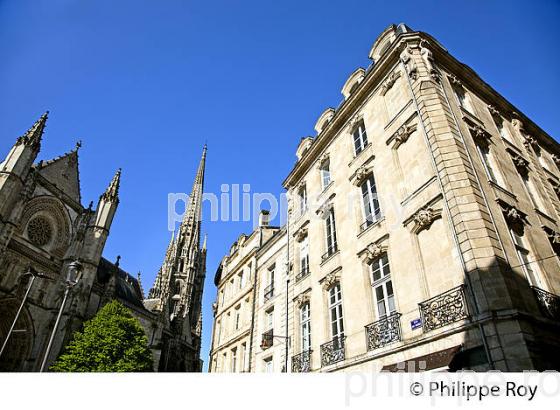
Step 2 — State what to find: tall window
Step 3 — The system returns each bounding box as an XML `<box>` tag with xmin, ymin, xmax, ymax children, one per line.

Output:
<box><xmin>476</xmin><ymin>144</ymin><xmax>500</xmax><ymax>184</ymax></box>
<box><xmin>220</xmin><ymin>289</ymin><xmax>225</xmax><ymax>306</ymax></box>
<box><xmin>360</xmin><ymin>174</ymin><xmax>381</xmax><ymax>227</ymax></box>
<box><xmin>264</xmin><ymin>265</ymin><xmax>275</xmax><ymax>301</ymax></box>
<box><xmin>522</xmin><ymin>176</ymin><xmax>545</xmax><ymax>211</ymax></box>
<box><xmin>238</xmin><ymin>271</ymin><xmax>244</xmax><ymax>289</ymax></box>
<box><xmin>325</xmin><ymin>208</ymin><xmax>338</xmax><ymax>257</ymax></box>
<box><xmin>329</xmin><ymin>284</ymin><xmax>344</xmax><ymax>343</ymax></box>
<box><xmin>298</xmin><ymin>185</ymin><xmax>308</xmax><ymax>215</ymax></box>
<box><xmin>371</xmin><ymin>255</ymin><xmax>395</xmax><ymax>318</ymax></box>
<box><xmin>217</xmin><ymin>320</ymin><xmax>222</xmax><ymax>343</ymax></box>
<box><xmin>234</xmin><ymin>306</ymin><xmax>241</xmax><ymax>330</ymax></box>
<box><xmin>353</xmin><ymin>122</ymin><xmax>369</xmax><ymax>155</ymax></box>
<box><xmin>299</xmin><ymin>236</ymin><xmax>309</xmax><ymax>276</ymax></box>
<box><xmin>266</xmin><ymin>308</ymin><xmax>274</xmax><ymax>331</ymax></box>
<box><xmin>264</xmin><ymin>357</ymin><xmax>273</xmax><ymax>373</ymax></box>
<box><xmin>320</xmin><ymin>159</ymin><xmax>331</xmax><ymax>189</ymax></box>
<box><xmin>493</xmin><ymin>116</ymin><xmax>513</xmax><ymax>142</ymax></box>
<box><xmin>453</xmin><ymin>85</ymin><xmax>475</xmax><ymax>114</ymax></box>
<box><xmin>240</xmin><ymin>342</ymin><xmax>247</xmax><ymax>372</ymax></box>
<box><xmin>510</xmin><ymin>227</ymin><xmax>541</xmax><ymax>288</ymax></box>
<box><xmin>231</xmin><ymin>348</ymin><xmax>237</xmax><ymax>372</ymax></box>
<box><xmin>300</xmin><ymin>303</ymin><xmax>311</xmax><ymax>351</ymax></box>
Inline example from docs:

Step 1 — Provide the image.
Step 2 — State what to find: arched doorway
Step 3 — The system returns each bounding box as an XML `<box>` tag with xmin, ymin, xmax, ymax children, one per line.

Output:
<box><xmin>0</xmin><ymin>298</ymin><xmax>34</xmax><ymax>371</ymax></box>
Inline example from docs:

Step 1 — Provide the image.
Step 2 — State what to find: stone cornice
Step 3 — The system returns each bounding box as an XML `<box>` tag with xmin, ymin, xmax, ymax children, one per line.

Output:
<box><xmin>284</xmin><ymin>30</ymin><xmax>559</xmax><ymax>190</ymax></box>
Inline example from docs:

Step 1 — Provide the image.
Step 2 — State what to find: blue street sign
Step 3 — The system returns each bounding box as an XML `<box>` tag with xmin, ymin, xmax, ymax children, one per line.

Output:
<box><xmin>411</xmin><ymin>318</ymin><xmax>422</xmax><ymax>330</ymax></box>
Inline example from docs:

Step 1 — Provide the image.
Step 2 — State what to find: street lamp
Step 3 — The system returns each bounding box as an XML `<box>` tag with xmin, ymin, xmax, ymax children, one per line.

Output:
<box><xmin>39</xmin><ymin>260</ymin><xmax>83</xmax><ymax>372</ymax></box>
<box><xmin>0</xmin><ymin>268</ymin><xmax>50</xmax><ymax>362</ymax></box>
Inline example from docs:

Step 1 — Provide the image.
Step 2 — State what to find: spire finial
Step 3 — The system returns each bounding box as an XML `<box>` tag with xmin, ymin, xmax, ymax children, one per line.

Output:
<box><xmin>75</xmin><ymin>140</ymin><xmax>82</xmax><ymax>151</ymax></box>
<box><xmin>18</xmin><ymin>111</ymin><xmax>49</xmax><ymax>150</ymax></box>
<box><xmin>100</xmin><ymin>168</ymin><xmax>122</xmax><ymax>203</ymax></box>
<box><xmin>115</xmin><ymin>255</ymin><xmax>121</xmax><ymax>268</ymax></box>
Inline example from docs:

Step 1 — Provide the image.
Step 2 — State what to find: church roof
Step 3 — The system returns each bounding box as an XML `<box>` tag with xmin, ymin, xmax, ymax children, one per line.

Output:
<box><xmin>96</xmin><ymin>257</ymin><xmax>145</xmax><ymax>308</ymax></box>
<box><xmin>37</xmin><ymin>145</ymin><xmax>82</xmax><ymax>203</ymax></box>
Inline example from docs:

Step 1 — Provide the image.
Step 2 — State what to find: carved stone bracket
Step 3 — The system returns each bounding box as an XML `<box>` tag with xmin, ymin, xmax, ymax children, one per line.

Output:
<box><xmin>399</xmin><ymin>46</ymin><xmax>418</xmax><ymax>81</ymax></box>
<box><xmin>511</xmin><ymin>114</ymin><xmax>525</xmax><ymax>134</ymax></box>
<box><xmin>545</xmin><ymin>227</ymin><xmax>560</xmax><ymax>244</ymax></box>
<box><xmin>420</xmin><ymin>40</ymin><xmax>439</xmax><ymax>82</ymax></box>
<box><xmin>467</xmin><ymin>123</ymin><xmax>491</xmax><ymax>146</ymax></box>
<box><xmin>448</xmin><ymin>75</ymin><xmax>462</xmax><ymax>87</ymax></box>
<box><xmin>407</xmin><ymin>206</ymin><xmax>442</xmax><ymax>234</ymax></box>
<box><xmin>294</xmin><ymin>292</ymin><xmax>311</xmax><ymax>307</ymax></box>
<box><xmin>294</xmin><ymin>226</ymin><xmax>308</xmax><ymax>242</ymax></box>
<box><xmin>320</xmin><ymin>270</ymin><xmax>340</xmax><ymax>291</ymax></box>
<box><xmin>316</xmin><ymin>153</ymin><xmax>330</xmax><ymax>170</ymax></box>
<box><xmin>389</xmin><ymin>122</ymin><xmax>418</xmax><ymax>149</ymax></box>
<box><xmin>316</xmin><ymin>197</ymin><xmax>335</xmax><ymax>219</ymax></box>
<box><xmin>496</xmin><ymin>199</ymin><xmax>527</xmax><ymax>226</ymax></box>
<box><xmin>487</xmin><ymin>104</ymin><xmax>501</xmax><ymax>117</ymax></box>
<box><xmin>347</xmin><ymin>112</ymin><xmax>364</xmax><ymax>132</ymax></box>
<box><xmin>380</xmin><ymin>70</ymin><xmax>401</xmax><ymax>96</ymax></box>
<box><xmin>512</xmin><ymin>154</ymin><xmax>530</xmax><ymax>175</ymax></box>
<box><xmin>359</xmin><ymin>238</ymin><xmax>389</xmax><ymax>264</ymax></box>
<box><xmin>523</xmin><ymin>135</ymin><xmax>539</xmax><ymax>152</ymax></box>
<box><xmin>351</xmin><ymin>164</ymin><xmax>373</xmax><ymax>187</ymax></box>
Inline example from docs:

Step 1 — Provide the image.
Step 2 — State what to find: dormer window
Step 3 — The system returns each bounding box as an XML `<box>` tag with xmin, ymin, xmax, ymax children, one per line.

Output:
<box><xmin>353</xmin><ymin>121</ymin><xmax>368</xmax><ymax>155</ymax></box>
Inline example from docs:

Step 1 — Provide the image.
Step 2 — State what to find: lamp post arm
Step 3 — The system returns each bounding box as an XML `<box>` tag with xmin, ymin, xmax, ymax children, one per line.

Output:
<box><xmin>0</xmin><ymin>274</ymin><xmax>36</xmax><ymax>360</ymax></box>
<box><xmin>39</xmin><ymin>284</ymin><xmax>71</xmax><ymax>372</ymax></box>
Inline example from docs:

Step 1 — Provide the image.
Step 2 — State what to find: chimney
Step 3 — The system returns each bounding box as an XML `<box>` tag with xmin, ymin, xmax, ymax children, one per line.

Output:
<box><xmin>259</xmin><ymin>210</ymin><xmax>270</xmax><ymax>227</ymax></box>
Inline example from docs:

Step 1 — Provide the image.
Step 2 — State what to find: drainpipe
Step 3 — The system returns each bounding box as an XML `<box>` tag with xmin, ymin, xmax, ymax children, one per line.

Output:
<box><xmin>284</xmin><ymin>203</ymin><xmax>291</xmax><ymax>373</ymax></box>
<box><xmin>246</xmin><ymin>228</ymin><xmax>263</xmax><ymax>372</ymax></box>
<box><xmin>399</xmin><ymin>55</ymin><xmax>495</xmax><ymax>370</ymax></box>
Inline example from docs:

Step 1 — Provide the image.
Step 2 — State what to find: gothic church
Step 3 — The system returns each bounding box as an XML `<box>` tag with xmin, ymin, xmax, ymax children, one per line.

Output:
<box><xmin>0</xmin><ymin>113</ymin><xmax>206</xmax><ymax>371</ymax></box>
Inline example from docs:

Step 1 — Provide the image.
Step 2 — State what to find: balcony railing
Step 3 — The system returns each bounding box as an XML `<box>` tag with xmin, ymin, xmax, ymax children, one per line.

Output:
<box><xmin>359</xmin><ymin>213</ymin><xmax>381</xmax><ymax>232</ymax></box>
<box><xmin>296</xmin><ymin>268</ymin><xmax>310</xmax><ymax>282</ymax></box>
<box><xmin>261</xmin><ymin>329</ymin><xmax>274</xmax><ymax>349</ymax></box>
<box><xmin>531</xmin><ymin>286</ymin><xmax>560</xmax><ymax>321</ymax></box>
<box><xmin>321</xmin><ymin>245</ymin><xmax>338</xmax><ymax>262</ymax></box>
<box><xmin>419</xmin><ymin>285</ymin><xmax>469</xmax><ymax>332</ymax></box>
<box><xmin>365</xmin><ymin>313</ymin><xmax>402</xmax><ymax>351</ymax></box>
<box><xmin>264</xmin><ymin>283</ymin><xmax>274</xmax><ymax>301</ymax></box>
<box><xmin>291</xmin><ymin>349</ymin><xmax>312</xmax><ymax>373</ymax></box>
<box><xmin>320</xmin><ymin>336</ymin><xmax>345</xmax><ymax>367</ymax></box>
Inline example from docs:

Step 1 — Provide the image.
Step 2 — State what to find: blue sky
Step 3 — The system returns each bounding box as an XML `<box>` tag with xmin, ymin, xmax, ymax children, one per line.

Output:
<box><xmin>1</xmin><ymin>0</ymin><xmax>559</xmax><ymax>371</ymax></box>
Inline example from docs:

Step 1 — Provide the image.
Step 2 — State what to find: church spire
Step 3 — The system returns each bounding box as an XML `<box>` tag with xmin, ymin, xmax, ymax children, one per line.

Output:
<box><xmin>100</xmin><ymin>168</ymin><xmax>121</xmax><ymax>204</ymax></box>
<box><xmin>17</xmin><ymin>111</ymin><xmax>48</xmax><ymax>150</ymax></box>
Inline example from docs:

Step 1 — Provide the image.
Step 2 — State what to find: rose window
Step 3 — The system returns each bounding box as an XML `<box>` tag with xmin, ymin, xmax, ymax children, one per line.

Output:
<box><xmin>27</xmin><ymin>216</ymin><xmax>53</xmax><ymax>247</ymax></box>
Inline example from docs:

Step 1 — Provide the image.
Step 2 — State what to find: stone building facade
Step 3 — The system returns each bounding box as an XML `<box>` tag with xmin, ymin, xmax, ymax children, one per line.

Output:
<box><xmin>0</xmin><ymin>114</ymin><xmax>206</xmax><ymax>372</ymax></box>
<box><xmin>209</xmin><ymin>24</ymin><xmax>560</xmax><ymax>372</ymax></box>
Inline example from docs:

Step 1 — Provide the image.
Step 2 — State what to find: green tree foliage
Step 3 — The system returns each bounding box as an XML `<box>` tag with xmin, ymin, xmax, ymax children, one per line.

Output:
<box><xmin>51</xmin><ymin>300</ymin><xmax>153</xmax><ymax>372</ymax></box>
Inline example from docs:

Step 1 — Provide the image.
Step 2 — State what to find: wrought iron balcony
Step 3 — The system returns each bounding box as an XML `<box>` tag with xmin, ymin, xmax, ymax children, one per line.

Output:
<box><xmin>320</xmin><ymin>336</ymin><xmax>345</xmax><ymax>367</ymax></box>
<box><xmin>264</xmin><ymin>283</ymin><xmax>274</xmax><ymax>301</ymax></box>
<box><xmin>321</xmin><ymin>245</ymin><xmax>338</xmax><ymax>262</ymax></box>
<box><xmin>291</xmin><ymin>349</ymin><xmax>312</xmax><ymax>373</ymax></box>
<box><xmin>419</xmin><ymin>285</ymin><xmax>469</xmax><ymax>332</ymax></box>
<box><xmin>296</xmin><ymin>268</ymin><xmax>310</xmax><ymax>282</ymax></box>
<box><xmin>365</xmin><ymin>313</ymin><xmax>402</xmax><ymax>351</ymax></box>
<box><xmin>359</xmin><ymin>213</ymin><xmax>381</xmax><ymax>232</ymax></box>
<box><xmin>261</xmin><ymin>329</ymin><xmax>274</xmax><ymax>349</ymax></box>
<box><xmin>531</xmin><ymin>286</ymin><xmax>560</xmax><ymax>321</ymax></box>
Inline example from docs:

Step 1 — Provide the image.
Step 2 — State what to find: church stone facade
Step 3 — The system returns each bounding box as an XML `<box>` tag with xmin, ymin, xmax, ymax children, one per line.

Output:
<box><xmin>209</xmin><ymin>24</ymin><xmax>560</xmax><ymax>372</ymax></box>
<box><xmin>0</xmin><ymin>114</ymin><xmax>206</xmax><ymax>372</ymax></box>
